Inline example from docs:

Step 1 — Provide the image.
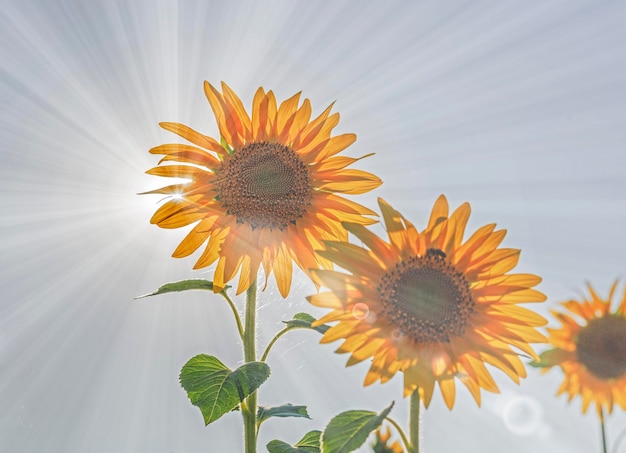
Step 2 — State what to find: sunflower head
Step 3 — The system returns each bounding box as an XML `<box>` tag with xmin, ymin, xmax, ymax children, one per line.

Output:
<box><xmin>533</xmin><ymin>280</ymin><xmax>626</xmax><ymax>416</ymax></box>
<box><xmin>372</xmin><ymin>427</ymin><xmax>404</xmax><ymax>453</ymax></box>
<box><xmin>308</xmin><ymin>196</ymin><xmax>547</xmax><ymax>409</ymax></box>
<box><xmin>143</xmin><ymin>82</ymin><xmax>382</xmax><ymax>297</ymax></box>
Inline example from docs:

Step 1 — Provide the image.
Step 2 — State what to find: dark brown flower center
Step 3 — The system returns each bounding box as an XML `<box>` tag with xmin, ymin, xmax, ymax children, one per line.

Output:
<box><xmin>215</xmin><ymin>141</ymin><xmax>312</xmax><ymax>230</ymax></box>
<box><xmin>576</xmin><ymin>315</ymin><xmax>626</xmax><ymax>380</ymax></box>
<box><xmin>377</xmin><ymin>248</ymin><xmax>475</xmax><ymax>343</ymax></box>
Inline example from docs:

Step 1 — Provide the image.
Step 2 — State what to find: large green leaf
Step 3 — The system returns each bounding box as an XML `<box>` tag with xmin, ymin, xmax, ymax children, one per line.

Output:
<box><xmin>135</xmin><ymin>279</ymin><xmax>228</xmax><ymax>299</ymax></box>
<box><xmin>179</xmin><ymin>354</ymin><xmax>270</xmax><ymax>425</ymax></box>
<box><xmin>322</xmin><ymin>402</ymin><xmax>394</xmax><ymax>453</ymax></box>
<box><xmin>258</xmin><ymin>404</ymin><xmax>310</xmax><ymax>424</ymax></box>
<box><xmin>267</xmin><ymin>430</ymin><xmax>322</xmax><ymax>453</ymax></box>
<box><xmin>283</xmin><ymin>312</ymin><xmax>329</xmax><ymax>334</ymax></box>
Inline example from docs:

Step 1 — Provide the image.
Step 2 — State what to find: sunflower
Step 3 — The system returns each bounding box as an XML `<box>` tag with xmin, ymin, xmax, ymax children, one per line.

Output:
<box><xmin>308</xmin><ymin>196</ymin><xmax>547</xmax><ymax>409</ymax></box>
<box><xmin>534</xmin><ymin>280</ymin><xmax>626</xmax><ymax>416</ymax></box>
<box><xmin>143</xmin><ymin>82</ymin><xmax>381</xmax><ymax>297</ymax></box>
<box><xmin>372</xmin><ymin>427</ymin><xmax>404</xmax><ymax>453</ymax></box>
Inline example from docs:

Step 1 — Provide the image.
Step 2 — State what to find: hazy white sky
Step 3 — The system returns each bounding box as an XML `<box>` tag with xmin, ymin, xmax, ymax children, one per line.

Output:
<box><xmin>1</xmin><ymin>1</ymin><xmax>625</xmax><ymax>451</ymax></box>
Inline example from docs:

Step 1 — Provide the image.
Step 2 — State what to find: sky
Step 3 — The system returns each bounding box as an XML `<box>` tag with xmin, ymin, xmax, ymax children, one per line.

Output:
<box><xmin>1</xmin><ymin>0</ymin><xmax>626</xmax><ymax>452</ymax></box>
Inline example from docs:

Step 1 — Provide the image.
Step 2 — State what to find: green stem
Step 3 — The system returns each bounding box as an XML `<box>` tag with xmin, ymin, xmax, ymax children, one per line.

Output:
<box><xmin>260</xmin><ymin>327</ymin><xmax>292</xmax><ymax>362</ymax></box>
<box><xmin>243</xmin><ymin>280</ymin><xmax>258</xmax><ymax>453</ymax></box>
<box><xmin>385</xmin><ymin>416</ymin><xmax>411</xmax><ymax>453</ymax></box>
<box><xmin>409</xmin><ymin>390</ymin><xmax>421</xmax><ymax>453</ymax></box>
<box><xmin>600</xmin><ymin>408</ymin><xmax>608</xmax><ymax>453</ymax></box>
<box><xmin>219</xmin><ymin>290</ymin><xmax>244</xmax><ymax>340</ymax></box>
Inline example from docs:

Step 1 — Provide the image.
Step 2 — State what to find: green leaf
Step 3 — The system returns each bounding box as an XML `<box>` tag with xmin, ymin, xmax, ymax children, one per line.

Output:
<box><xmin>258</xmin><ymin>404</ymin><xmax>310</xmax><ymax>424</ymax></box>
<box><xmin>135</xmin><ymin>279</ymin><xmax>229</xmax><ymax>299</ymax></box>
<box><xmin>179</xmin><ymin>354</ymin><xmax>270</xmax><ymax>425</ymax></box>
<box><xmin>296</xmin><ymin>431</ymin><xmax>323</xmax><ymax>449</ymax></box>
<box><xmin>322</xmin><ymin>402</ymin><xmax>394</xmax><ymax>453</ymax></box>
<box><xmin>529</xmin><ymin>348</ymin><xmax>567</xmax><ymax>368</ymax></box>
<box><xmin>283</xmin><ymin>312</ymin><xmax>330</xmax><ymax>334</ymax></box>
<box><xmin>267</xmin><ymin>440</ymin><xmax>296</xmax><ymax>453</ymax></box>
<box><xmin>267</xmin><ymin>430</ymin><xmax>322</xmax><ymax>453</ymax></box>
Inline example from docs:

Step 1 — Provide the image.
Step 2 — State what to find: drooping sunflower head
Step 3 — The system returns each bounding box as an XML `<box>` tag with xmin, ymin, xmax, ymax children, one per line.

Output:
<box><xmin>534</xmin><ymin>280</ymin><xmax>626</xmax><ymax>416</ymax></box>
<box><xmin>372</xmin><ymin>427</ymin><xmax>404</xmax><ymax>453</ymax></box>
<box><xmin>143</xmin><ymin>82</ymin><xmax>382</xmax><ymax>297</ymax></box>
<box><xmin>308</xmin><ymin>196</ymin><xmax>547</xmax><ymax>409</ymax></box>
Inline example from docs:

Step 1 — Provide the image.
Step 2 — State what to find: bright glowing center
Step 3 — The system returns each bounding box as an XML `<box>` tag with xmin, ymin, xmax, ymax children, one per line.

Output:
<box><xmin>215</xmin><ymin>141</ymin><xmax>312</xmax><ymax>230</ymax></box>
<box><xmin>576</xmin><ymin>315</ymin><xmax>626</xmax><ymax>380</ymax></box>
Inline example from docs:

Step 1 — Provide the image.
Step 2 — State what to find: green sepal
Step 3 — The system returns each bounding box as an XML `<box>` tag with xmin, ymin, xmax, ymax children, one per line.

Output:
<box><xmin>283</xmin><ymin>312</ymin><xmax>330</xmax><ymax>334</ymax></box>
<box><xmin>179</xmin><ymin>354</ymin><xmax>270</xmax><ymax>425</ymax></box>
<box><xmin>529</xmin><ymin>348</ymin><xmax>566</xmax><ymax>368</ymax></box>
<box><xmin>267</xmin><ymin>430</ymin><xmax>322</xmax><ymax>453</ymax></box>
<box><xmin>135</xmin><ymin>279</ymin><xmax>229</xmax><ymax>299</ymax></box>
<box><xmin>321</xmin><ymin>402</ymin><xmax>394</xmax><ymax>453</ymax></box>
<box><xmin>220</xmin><ymin>136</ymin><xmax>234</xmax><ymax>155</ymax></box>
<box><xmin>258</xmin><ymin>404</ymin><xmax>311</xmax><ymax>425</ymax></box>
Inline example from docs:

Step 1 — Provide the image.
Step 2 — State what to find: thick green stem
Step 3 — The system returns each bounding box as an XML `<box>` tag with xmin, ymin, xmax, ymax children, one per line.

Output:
<box><xmin>409</xmin><ymin>390</ymin><xmax>421</xmax><ymax>453</ymax></box>
<box><xmin>600</xmin><ymin>408</ymin><xmax>607</xmax><ymax>453</ymax></box>
<box><xmin>243</xmin><ymin>280</ymin><xmax>258</xmax><ymax>453</ymax></box>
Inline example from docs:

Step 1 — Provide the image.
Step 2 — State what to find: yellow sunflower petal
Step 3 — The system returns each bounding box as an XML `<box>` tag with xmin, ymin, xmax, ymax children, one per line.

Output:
<box><xmin>619</xmin><ymin>284</ymin><xmax>626</xmax><ymax>315</ymax></box>
<box><xmin>237</xmin><ymin>247</ymin><xmax>262</xmax><ymax>295</ymax></box>
<box><xmin>342</xmin><ymin>222</ymin><xmax>395</xmax><ymax>267</ymax></box>
<box><xmin>427</xmin><ymin>195</ymin><xmax>449</xmax><ymax>231</ymax></box>
<box><xmin>309</xmin><ymin>290</ymin><xmax>367</xmax><ymax>312</ymax></box>
<box><xmin>159</xmin><ymin>122</ymin><xmax>225</xmax><ymax>154</ymax></box>
<box><xmin>306</xmin><ymin>133</ymin><xmax>357</xmax><ymax>163</ymax></box>
<box><xmin>453</xmin><ymin>223</ymin><xmax>497</xmax><ymax>266</ymax></box>
<box><xmin>317</xmin><ymin>242</ymin><xmax>383</xmax><ymax>281</ymax></box>
<box><xmin>284</xmin><ymin>99</ymin><xmax>312</xmax><ymax>144</ymax></box>
<box><xmin>294</xmin><ymin>102</ymin><xmax>335</xmax><ymax>148</ymax></box>
<box><xmin>298</xmin><ymin>112</ymin><xmax>340</xmax><ymax>152</ymax></box>
<box><xmin>146</xmin><ymin>164</ymin><xmax>207</xmax><ymax>180</ymax></box>
<box><xmin>439</xmin><ymin>378</ymin><xmax>456</xmax><ymax>410</ymax></box>
<box><xmin>459</xmin><ymin>371</ymin><xmax>482</xmax><ymax>406</ymax></box>
<box><xmin>251</xmin><ymin>87</ymin><xmax>268</xmax><ymax>140</ymax></box>
<box><xmin>150</xmin><ymin>144</ymin><xmax>221</xmax><ymax>168</ymax></box>
<box><xmin>450</xmin><ymin>202</ymin><xmax>471</xmax><ymax>249</ymax></box>
<box><xmin>194</xmin><ymin>227</ymin><xmax>228</xmax><ymax>269</ymax></box>
<box><xmin>221</xmin><ymin>81</ymin><xmax>252</xmax><ymax>139</ymax></box>
<box><xmin>149</xmin><ymin>196</ymin><xmax>203</xmax><ymax>225</ymax></box>
<box><xmin>203</xmin><ymin>81</ymin><xmax>241</xmax><ymax>149</ymax></box>
<box><xmin>276</xmin><ymin>91</ymin><xmax>302</xmax><ymax>132</ymax></box>
<box><xmin>172</xmin><ymin>216</ymin><xmax>219</xmax><ymax>258</ymax></box>
<box><xmin>273</xmin><ymin>243</ymin><xmax>293</xmax><ymax>298</ymax></box>
<box><xmin>377</xmin><ymin>198</ymin><xmax>409</xmax><ymax>253</ymax></box>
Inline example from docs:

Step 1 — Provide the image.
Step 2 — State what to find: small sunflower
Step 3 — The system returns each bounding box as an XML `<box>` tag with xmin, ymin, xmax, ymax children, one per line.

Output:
<box><xmin>144</xmin><ymin>82</ymin><xmax>381</xmax><ymax>297</ymax></box>
<box><xmin>534</xmin><ymin>280</ymin><xmax>626</xmax><ymax>416</ymax></box>
<box><xmin>309</xmin><ymin>196</ymin><xmax>547</xmax><ymax>409</ymax></box>
<box><xmin>372</xmin><ymin>427</ymin><xmax>404</xmax><ymax>453</ymax></box>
